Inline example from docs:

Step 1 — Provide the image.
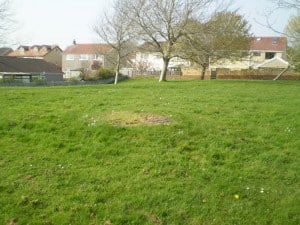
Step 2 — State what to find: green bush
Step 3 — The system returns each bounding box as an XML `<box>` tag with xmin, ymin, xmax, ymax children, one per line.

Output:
<box><xmin>293</xmin><ymin>62</ymin><xmax>300</xmax><ymax>72</ymax></box>
<box><xmin>93</xmin><ymin>68</ymin><xmax>115</xmax><ymax>79</ymax></box>
<box><xmin>80</xmin><ymin>68</ymin><xmax>115</xmax><ymax>81</ymax></box>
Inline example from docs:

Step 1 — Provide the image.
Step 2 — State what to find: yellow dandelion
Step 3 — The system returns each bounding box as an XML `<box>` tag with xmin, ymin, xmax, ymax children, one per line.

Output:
<box><xmin>234</xmin><ymin>194</ymin><xmax>240</xmax><ymax>200</ymax></box>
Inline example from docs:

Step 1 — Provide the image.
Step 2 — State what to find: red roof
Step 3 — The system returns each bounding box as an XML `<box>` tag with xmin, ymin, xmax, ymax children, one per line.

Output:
<box><xmin>251</xmin><ymin>37</ymin><xmax>287</xmax><ymax>52</ymax></box>
<box><xmin>63</xmin><ymin>44</ymin><xmax>112</xmax><ymax>54</ymax></box>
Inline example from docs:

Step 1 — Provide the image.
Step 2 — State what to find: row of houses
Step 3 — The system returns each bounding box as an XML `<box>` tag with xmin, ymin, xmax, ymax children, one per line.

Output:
<box><xmin>62</xmin><ymin>36</ymin><xmax>289</xmax><ymax>79</ymax></box>
<box><xmin>0</xmin><ymin>36</ymin><xmax>289</xmax><ymax>83</ymax></box>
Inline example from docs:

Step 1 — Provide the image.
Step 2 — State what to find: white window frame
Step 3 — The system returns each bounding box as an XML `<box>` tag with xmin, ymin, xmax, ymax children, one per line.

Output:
<box><xmin>66</xmin><ymin>54</ymin><xmax>74</xmax><ymax>61</ymax></box>
<box><xmin>80</xmin><ymin>54</ymin><xmax>89</xmax><ymax>61</ymax></box>
<box><xmin>94</xmin><ymin>54</ymin><xmax>104</xmax><ymax>61</ymax></box>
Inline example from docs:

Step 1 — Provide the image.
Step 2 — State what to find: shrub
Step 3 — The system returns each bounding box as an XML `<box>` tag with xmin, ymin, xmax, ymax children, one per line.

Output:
<box><xmin>93</xmin><ymin>68</ymin><xmax>115</xmax><ymax>79</ymax></box>
<box><xmin>293</xmin><ymin>62</ymin><xmax>300</xmax><ymax>72</ymax></box>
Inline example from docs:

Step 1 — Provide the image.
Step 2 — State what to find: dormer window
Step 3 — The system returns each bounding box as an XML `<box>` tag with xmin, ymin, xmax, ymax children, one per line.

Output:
<box><xmin>18</xmin><ymin>47</ymin><xmax>25</xmax><ymax>55</ymax></box>
<box><xmin>272</xmin><ymin>37</ymin><xmax>278</xmax><ymax>45</ymax></box>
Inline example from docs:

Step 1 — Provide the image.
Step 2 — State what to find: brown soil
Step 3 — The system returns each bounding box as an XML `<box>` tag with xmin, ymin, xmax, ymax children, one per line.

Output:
<box><xmin>102</xmin><ymin>111</ymin><xmax>172</xmax><ymax>126</ymax></box>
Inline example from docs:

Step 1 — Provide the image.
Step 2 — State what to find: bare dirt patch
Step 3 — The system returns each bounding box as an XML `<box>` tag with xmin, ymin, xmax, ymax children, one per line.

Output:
<box><xmin>101</xmin><ymin>111</ymin><xmax>172</xmax><ymax>126</ymax></box>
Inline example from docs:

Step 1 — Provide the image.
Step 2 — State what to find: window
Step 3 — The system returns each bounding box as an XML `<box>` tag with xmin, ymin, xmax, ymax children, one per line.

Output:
<box><xmin>66</xmin><ymin>54</ymin><xmax>74</xmax><ymax>60</ymax></box>
<box><xmin>265</xmin><ymin>52</ymin><xmax>275</xmax><ymax>59</ymax></box>
<box><xmin>272</xmin><ymin>37</ymin><xmax>278</xmax><ymax>45</ymax></box>
<box><xmin>253</xmin><ymin>52</ymin><xmax>261</xmax><ymax>57</ymax></box>
<box><xmin>80</xmin><ymin>54</ymin><xmax>88</xmax><ymax>60</ymax></box>
<box><xmin>94</xmin><ymin>54</ymin><xmax>104</xmax><ymax>61</ymax></box>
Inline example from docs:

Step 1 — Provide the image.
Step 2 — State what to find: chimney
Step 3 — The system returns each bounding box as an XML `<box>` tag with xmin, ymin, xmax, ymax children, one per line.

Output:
<box><xmin>73</xmin><ymin>39</ymin><xmax>76</xmax><ymax>45</ymax></box>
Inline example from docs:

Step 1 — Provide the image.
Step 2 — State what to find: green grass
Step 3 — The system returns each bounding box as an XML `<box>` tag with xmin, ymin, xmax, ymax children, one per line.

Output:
<box><xmin>0</xmin><ymin>78</ymin><xmax>299</xmax><ymax>225</ymax></box>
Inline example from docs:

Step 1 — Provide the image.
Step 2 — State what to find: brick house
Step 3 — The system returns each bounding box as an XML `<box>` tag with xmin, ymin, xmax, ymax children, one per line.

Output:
<box><xmin>8</xmin><ymin>45</ymin><xmax>62</xmax><ymax>67</ymax></box>
<box><xmin>62</xmin><ymin>43</ymin><xmax>112</xmax><ymax>79</ymax></box>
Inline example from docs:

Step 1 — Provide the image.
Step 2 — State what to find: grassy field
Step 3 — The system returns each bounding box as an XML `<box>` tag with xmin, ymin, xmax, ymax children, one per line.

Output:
<box><xmin>0</xmin><ymin>78</ymin><xmax>299</xmax><ymax>225</ymax></box>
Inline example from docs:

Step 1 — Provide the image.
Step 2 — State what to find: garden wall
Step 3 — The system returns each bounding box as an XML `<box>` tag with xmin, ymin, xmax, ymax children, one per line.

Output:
<box><xmin>182</xmin><ymin>67</ymin><xmax>300</xmax><ymax>80</ymax></box>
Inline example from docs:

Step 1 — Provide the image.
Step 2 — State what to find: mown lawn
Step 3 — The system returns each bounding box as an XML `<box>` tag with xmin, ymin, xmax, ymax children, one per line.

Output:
<box><xmin>0</xmin><ymin>78</ymin><xmax>299</xmax><ymax>225</ymax></box>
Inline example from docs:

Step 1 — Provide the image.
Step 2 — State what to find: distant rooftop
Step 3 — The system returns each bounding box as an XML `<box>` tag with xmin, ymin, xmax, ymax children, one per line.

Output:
<box><xmin>8</xmin><ymin>45</ymin><xmax>62</xmax><ymax>58</ymax></box>
<box><xmin>0</xmin><ymin>56</ymin><xmax>62</xmax><ymax>73</ymax></box>
<box><xmin>251</xmin><ymin>36</ymin><xmax>287</xmax><ymax>52</ymax></box>
<box><xmin>0</xmin><ymin>48</ymin><xmax>13</xmax><ymax>56</ymax></box>
<box><xmin>63</xmin><ymin>43</ymin><xmax>112</xmax><ymax>54</ymax></box>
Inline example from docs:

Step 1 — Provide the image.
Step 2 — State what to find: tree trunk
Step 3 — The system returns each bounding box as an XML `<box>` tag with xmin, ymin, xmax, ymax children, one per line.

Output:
<box><xmin>200</xmin><ymin>65</ymin><xmax>207</xmax><ymax>80</ymax></box>
<box><xmin>114</xmin><ymin>54</ymin><xmax>121</xmax><ymax>84</ymax></box>
<box><xmin>159</xmin><ymin>57</ymin><xmax>170</xmax><ymax>82</ymax></box>
<box><xmin>114</xmin><ymin>70</ymin><xmax>119</xmax><ymax>84</ymax></box>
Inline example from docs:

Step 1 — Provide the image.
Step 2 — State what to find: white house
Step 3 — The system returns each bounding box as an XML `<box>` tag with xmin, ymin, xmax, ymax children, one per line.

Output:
<box><xmin>210</xmin><ymin>36</ymin><xmax>289</xmax><ymax>70</ymax></box>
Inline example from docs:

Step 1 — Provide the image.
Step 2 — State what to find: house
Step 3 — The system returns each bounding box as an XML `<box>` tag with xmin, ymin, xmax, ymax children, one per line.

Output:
<box><xmin>62</xmin><ymin>42</ymin><xmax>112</xmax><ymax>79</ymax></box>
<box><xmin>250</xmin><ymin>36</ymin><xmax>287</xmax><ymax>63</ymax></box>
<box><xmin>210</xmin><ymin>36</ymin><xmax>289</xmax><ymax>70</ymax></box>
<box><xmin>132</xmin><ymin>42</ymin><xmax>190</xmax><ymax>74</ymax></box>
<box><xmin>0</xmin><ymin>56</ymin><xmax>63</xmax><ymax>83</ymax></box>
<box><xmin>8</xmin><ymin>45</ymin><xmax>63</xmax><ymax>67</ymax></box>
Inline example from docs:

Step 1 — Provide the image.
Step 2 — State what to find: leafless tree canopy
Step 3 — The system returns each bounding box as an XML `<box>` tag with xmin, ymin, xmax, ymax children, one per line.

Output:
<box><xmin>94</xmin><ymin>0</ymin><xmax>135</xmax><ymax>84</ymax></box>
<box><xmin>271</xmin><ymin>0</ymin><xmax>300</xmax><ymax>8</ymax></box>
<box><xmin>285</xmin><ymin>13</ymin><xmax>300</xmax><ymax>46</ymax></box>
<box><xmin>123</xmin><ymin>0</ymin><xmax>230</xmax><ymax>81</ymax></box>
<box><xmin>264</xmin><ymin>0</ymin><xmax>299</xmax><ymax>35</ymax></box>
<box><xmin>0</xmin><ymin>0</ymin><xmax>13</xmax><ymax>45</ymax></box>
<box><xmin>179</xmin><ymin>11</ymin><xmax>251</xmax><ymax>79</ymax></box>
<box><xmin>95</xmin><ymin>0</ymin><xmax>249</xmax><ymax>81</ymax></box>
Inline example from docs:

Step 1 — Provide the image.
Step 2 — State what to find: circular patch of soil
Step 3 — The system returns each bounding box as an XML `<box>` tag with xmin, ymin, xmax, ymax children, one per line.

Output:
<box><xmin>103</xmin><ymin>111</ymin><xmax>172</xmax><ymax>126</ymax></box>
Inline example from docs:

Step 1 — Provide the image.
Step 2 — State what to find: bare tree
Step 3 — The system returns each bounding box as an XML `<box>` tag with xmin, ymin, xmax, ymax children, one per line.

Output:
<box><xmin>284</xmin><ymin>13</ymin><xmax>300</xmax><ymax>71</ymax></box>
<box><xmin>94</xmin><ymin>0</ymin><xmax>135</xmax><ymax>84</ymax></box>
<box><xmin>264</xmin><ymin>0</ymin><xmax>300</xmax><ymax>36</ymax></box>
<box><xmin>265</xmin><ymin>0</ymin><xmax>300</xmax><ymax>72</ymax></box>
<box><xmin>124</xmin><ymin>0</ymin><xmax>228</xmax><ymax>82</ymax></box>
<box><xmin>271</xmin><ymin>0</ymin><xmax>300</xmax><ymax>8</ymax></box>
<box><xmin>0</xmin><ymin>0</ymin><xmax>14</xmax><ymax>46</ymax></box>
<box><xmin>285</xmin><ymin>13</ymin><xmax>300</xmax><ymax>46</ymax></box>
<box><xmin>178</xmin><ymin>11</ymin><xmax>251</xmax><ymax>79</ymax></box>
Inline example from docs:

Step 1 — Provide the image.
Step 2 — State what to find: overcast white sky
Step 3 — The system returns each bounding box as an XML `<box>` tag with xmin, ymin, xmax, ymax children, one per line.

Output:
<box><xmin>8</xmin><ymin>0</ymin><xmax>294</xmax><ymax>50</ymax></box>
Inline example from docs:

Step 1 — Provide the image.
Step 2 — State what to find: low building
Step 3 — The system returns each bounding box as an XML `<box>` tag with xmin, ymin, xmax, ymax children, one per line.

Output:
<box><xmin>0</xmin><ymin>56</ymin><xmax>63</xmax><ymax>83</ymax></box>
<box><xmin>62</xmin><ymin>42</ymin><xmax>112</xmax><ymax>79</ymax></box>
<box><xmin>8</xmin><ymin>45</ymin><xmax>63</xmax><ymax>67</ymax></box>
